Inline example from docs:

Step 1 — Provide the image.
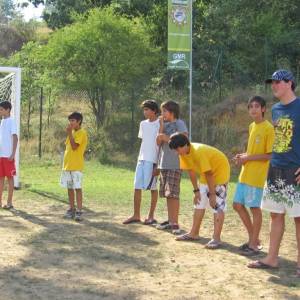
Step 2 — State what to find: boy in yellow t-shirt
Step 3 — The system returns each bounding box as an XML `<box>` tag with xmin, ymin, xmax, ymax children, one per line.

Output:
<box><xmin>233</xmin><ymin>96</ymin><xmax>275</xmax><ymax>255</ymax></box>
<box><xmin>60</xmin><ymin>112</ymin><xmax>88</xmax><ymax>222</ymax></box>
<box><xmin>169</xmin><ymin>133</ymin><xmax>230</xmax><ymax>249</ymax></box>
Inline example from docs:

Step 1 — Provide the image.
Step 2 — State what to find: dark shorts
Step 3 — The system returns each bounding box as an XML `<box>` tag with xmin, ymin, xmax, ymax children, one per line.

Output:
<box><xmin>0</xmin><ymin>158</ymin><xmax>16</xmax><ymax>178</ymax></box>
<box><xmin>159</xmin><ymin>169</ymin><xmax>182</xmax><ymax>199</ymax></box>
<box><xmin>262</xmin><ymin>165</ymin><xmax>300</xmax><ymax>216</ymax></box>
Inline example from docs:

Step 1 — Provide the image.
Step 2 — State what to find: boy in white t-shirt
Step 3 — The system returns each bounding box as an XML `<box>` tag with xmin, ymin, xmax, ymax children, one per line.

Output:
<box><xmin>0</xmin><ymin>101</ymin><xmax>18</xmax><ymax>209</ymax></box>
<box><xmin>123</xmin><ymin>100</ymin><xmax>161</xmax><ymax>225</ymax></box>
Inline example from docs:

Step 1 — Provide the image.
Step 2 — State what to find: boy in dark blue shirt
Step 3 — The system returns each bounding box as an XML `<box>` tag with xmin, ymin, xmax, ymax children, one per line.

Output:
<box><xmin>248</xmin><ymin>70</ymin><xmax>300</xmax><ymax>277</ymax></box>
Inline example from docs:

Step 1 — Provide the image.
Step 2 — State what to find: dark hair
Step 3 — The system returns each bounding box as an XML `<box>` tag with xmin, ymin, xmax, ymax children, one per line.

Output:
<box><xmin>68</xmin><ymin>112</ymin><xmax>83</xmax><ymax>125</ymax></box>
<box><xmin>161</xmin><ymin>100</ymin><xmax>180</xmax><ymax>119</ymax></box>
<box><xmin>248</xmin><ymin>95</ymin><xmax>266</xmax><ymax>117</ymax></box>
<box><xmin>141</xmin><ymin>99</ymin><xmax>159</xmax><ymax>114</ymax></box>
<box><xmin>169</xmin><ymin>133</ymin><xmax>190</xmax><ymax>149</ymax></box>
<box><xmin>283</xmin><ymin>79</ymin><xmax>296</xmax><ymax>91</ymax></box>
<box><xmin>0</xmin><ymin>101</ymin><xmax>12</xmax><ymax>111</ymax></box>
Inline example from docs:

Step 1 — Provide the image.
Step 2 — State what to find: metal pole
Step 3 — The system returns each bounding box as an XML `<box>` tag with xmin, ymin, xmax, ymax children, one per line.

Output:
<box><xmin>38</xmin><ymin>87</ymin><xmax>43</xmax><ymax>158</ymax></box>
<box><xmin>189</xmin><ymin>0</ymin><xmax>193</xmax><ymax>140</ymax></box>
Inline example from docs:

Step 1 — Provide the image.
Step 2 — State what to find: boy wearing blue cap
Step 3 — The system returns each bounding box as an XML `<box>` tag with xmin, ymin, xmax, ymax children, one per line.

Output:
<box><xmin>248</xmin><ymin>70</ymin><xmax>300</xmax><ymax>277</ymax></box>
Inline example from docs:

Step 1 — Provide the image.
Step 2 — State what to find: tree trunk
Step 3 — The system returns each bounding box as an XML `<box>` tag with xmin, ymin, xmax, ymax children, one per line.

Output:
<box><xmin>88</xmin><ymin>88</ymin><xmax>106</xmax><ymax>130</ymax></box>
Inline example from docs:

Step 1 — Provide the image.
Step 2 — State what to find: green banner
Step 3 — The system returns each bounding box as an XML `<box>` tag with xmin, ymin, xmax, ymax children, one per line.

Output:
<box><xmin>168</xmin><ymin>0</ymin><xmax>192</xmax><ymax>70</ymax></box>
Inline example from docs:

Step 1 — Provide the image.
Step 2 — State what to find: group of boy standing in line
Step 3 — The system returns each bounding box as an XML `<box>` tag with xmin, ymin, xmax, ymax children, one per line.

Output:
<box><xmin>0</xmin><ymin>69</ymin><xmax>299</xmax><ymax>278</ymax></box>
<box><xmin>122</xmin><ymin>69</ymin><xmax>300</xmax><ymax>277</ymax></box>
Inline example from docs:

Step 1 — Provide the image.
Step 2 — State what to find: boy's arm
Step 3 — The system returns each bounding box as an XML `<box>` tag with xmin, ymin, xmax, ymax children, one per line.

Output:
<box><xmin>204</xmin><ymin>170</ymin><xmax>217</xmax><ymax>209</ymax></box>
<box><xmin>66</xmin><ymin>125</ymin><xmax>79</xmax><ymax>150</ymax></box>
<box><xmin>188</xmin><ymin>170</ymin><xmax>201</xmax><ymax>205</ymax></box>
<box><xmin>156</xmin><ymin>117</ymin><xmax>164</xmax><ymax>145</ymax></box>
<box><xmin>9</xmin><ymin>134</ymin><xmax>18</xmax><ymax>161</ymax></box>
<box><xmin>237</xmin><ymin>153</ymin><xmax>272</xmax><ymax>165</ymax></box>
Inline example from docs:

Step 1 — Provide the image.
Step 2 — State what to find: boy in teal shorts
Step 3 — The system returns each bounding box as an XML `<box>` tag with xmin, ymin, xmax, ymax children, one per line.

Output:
<box><xmin>233</xmin><ymin>96</ymin><xmax>275</xmax><ymax>255</ymax></box>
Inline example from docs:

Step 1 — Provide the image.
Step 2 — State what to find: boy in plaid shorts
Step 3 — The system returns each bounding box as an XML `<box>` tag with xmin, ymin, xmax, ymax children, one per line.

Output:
<box><xmin>156</xmin><ymin>101</ymin><xmax>188</xmax><ymax>234</ymax></box>
<box><xmin>169</xmin><ymin>133</ymin><xmax>230</xmax><ymax>249</ymax></box>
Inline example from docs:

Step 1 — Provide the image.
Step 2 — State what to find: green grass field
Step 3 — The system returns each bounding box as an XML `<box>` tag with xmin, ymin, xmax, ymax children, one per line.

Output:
<box><xmin>0</xmin><ymin>158</ymin><xmax>299</xmax><ymax>300</ymax></box>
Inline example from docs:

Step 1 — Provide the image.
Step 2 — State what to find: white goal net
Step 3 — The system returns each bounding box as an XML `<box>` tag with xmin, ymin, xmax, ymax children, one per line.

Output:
<box><xmin>0</xmin><ymin>67</ymin><xmax>21</xmax><ymax>188</ymax></box>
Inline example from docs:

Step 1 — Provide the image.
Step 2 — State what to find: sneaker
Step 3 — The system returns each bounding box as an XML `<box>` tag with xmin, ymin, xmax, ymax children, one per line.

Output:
<box><xmin>171</xmin><ymin>224</ymin><xmax>181</xmax><ymax>235</ymax></box>
<box><xmin>64</xmin><ymin>209</ymin><xmax>75</xmax><ymax>219</ymax></box>
<box><xmin>156</xmin><ymin>220</ymin><xmax>171</xmax><ymax>230</ymax></box>
<box><xmin>74</xmin><ymin>210</ymin><xmax>83</xmax><ymax>222</ymax></box>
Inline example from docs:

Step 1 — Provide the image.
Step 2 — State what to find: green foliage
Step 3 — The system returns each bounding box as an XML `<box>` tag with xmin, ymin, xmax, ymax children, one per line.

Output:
<box><xmin>43</xmin><ymin>7</ymin><xmax>160</xmax><ymax>128</ymax></box>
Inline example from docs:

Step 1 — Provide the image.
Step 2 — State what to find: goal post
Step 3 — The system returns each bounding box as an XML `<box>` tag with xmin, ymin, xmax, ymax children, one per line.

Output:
<box><xmin>0</xmin><ymin>67</ymin><xmax>21</xmax><ymax>188</ymax></box>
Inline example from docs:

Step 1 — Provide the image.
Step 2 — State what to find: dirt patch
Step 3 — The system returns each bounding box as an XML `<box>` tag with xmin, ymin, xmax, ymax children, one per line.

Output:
<box><xmin>0</xmin><ymin>191</ymin><xmax>299</xmax><ymax>300</ymax></box>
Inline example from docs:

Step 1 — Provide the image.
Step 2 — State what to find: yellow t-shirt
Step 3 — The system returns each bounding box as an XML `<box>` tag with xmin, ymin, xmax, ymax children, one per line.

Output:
<box><xmin>63</xmin><ymin>128</ymin><xmax>88</xmax><ymax>171</ymax></box>
<box><xmin>239</xmin><ymin>120</ymin><xmax>275</xmax><ymax>188</ymax></box>
<box><xmin>180</xmin><ymin>143</ymin><xmax>230</xmax><ymax>184</ymax></box>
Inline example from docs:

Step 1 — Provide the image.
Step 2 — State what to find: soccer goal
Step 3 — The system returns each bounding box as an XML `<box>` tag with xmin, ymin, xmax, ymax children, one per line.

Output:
<box><xmin>0</xmin><ymin>67</ymin><xmax>21</xmax><ymax>188</ymax></box>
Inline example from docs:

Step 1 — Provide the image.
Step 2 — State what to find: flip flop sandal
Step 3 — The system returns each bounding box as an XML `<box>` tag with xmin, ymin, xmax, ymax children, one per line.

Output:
<box><xmin>205</xmin><ymin>239</ymin><xmax>221</xmax><ymax>249</ymax></box>
<box><xmin>240</xmin><ymin>245</ymin><xmax>260</xmax><ymax>256</ymax></box>
<box><xmin>239</xmin><ymin>242</ymin><xmax>263</xmax><ymax>251</ymax></box>
<box><xmin>2</xmin><ymin>204</ymin><xmax>14</xmax><ymax>210</ymax></box>
<box><xmin>238</xmin><ymin>243</ymin><xmax>249</xmax><ymax>250</ymax></box>
<box><xmin>247</xmin><ymin>261</ymin><xmax>278</xmax><ymax>269</ymax></box>
<box><xmin>175</xmin><ymin>233</ymin><xmax>199</xmax><ymax>241</ymax></box>
<box><xmin>143</xmin><ymin>219</ymin><xmax>157</xmax><ymax>225</ymax></box>
<box><xmin>122</xmin><ymin>218</ymin><xmax>141</xmax><ymax>225</ymax></box>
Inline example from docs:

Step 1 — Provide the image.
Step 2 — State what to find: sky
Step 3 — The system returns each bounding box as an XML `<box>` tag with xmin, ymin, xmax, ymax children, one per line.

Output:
<box><xmin>15</xmin><ymin>0</ymin><xmax>44</xmax><ymax>21</ymax></box>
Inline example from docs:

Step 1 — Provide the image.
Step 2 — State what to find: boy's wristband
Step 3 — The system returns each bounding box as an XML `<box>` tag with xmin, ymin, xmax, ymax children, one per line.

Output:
<box><xmin>193</xmin><ymin>188</ymin><xmax>200</xmax><ymax>193</ymax></box>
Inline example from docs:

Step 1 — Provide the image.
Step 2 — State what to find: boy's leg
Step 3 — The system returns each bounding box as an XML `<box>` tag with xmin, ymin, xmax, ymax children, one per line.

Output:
<box><xmin>233</xmin><ymin>203</ymin><xmax>253</xmax><ymax>242</ymax></box>
<box><xmin>213</xmin><ymin>211</ymin><xmax>225</xmax><ymax>242</ymax></box>
<box><xmin>189</xmin><ymin>209</ymin><xmax>205</xmax><ymax>237</ymax></box>
<box><xmin>7</xmin><ymin>177</ymin><xmax>14</xmax><ymax>206</ymax></box>
<box><xmin>167</xmin><ymin>197</ymin><xmax>179</xmax><ymax>225</ymax></box>
<box><xmin>147</xmin><ymin>189</ymin><xmax>158</xmax><ymax>220</ymax></box>
<box><xmin>0</xmin><ymin>177</ymin><xmax>4</xmax><ymax>207</ymax></box>
<box><xmin>294</xmin><ymin>217</ymin><xmax>300</xmax><ymax>270</ymax></box>
<box><xmin>251</xmin><ymin>212</ymin><xmax>284</xmax><ymax>267</ymax></box>
<box><xmin>123</xmin><ymin>189</ymin><xmax>142</xmax><ymax>223</ymax></box>
<box><xmin>249</xmin><ymin>207</ymin><xmax>262</xmax><ymax>250</ymax></box>
<box><xmin>75</xmin><ymin>188</ymin><xmax>82</xmax><ymax>210</ymax></box>
<box><xmin>68</xmin><ymin>189</ymin><xmax>75</xmax><ymax>210</ymax></box>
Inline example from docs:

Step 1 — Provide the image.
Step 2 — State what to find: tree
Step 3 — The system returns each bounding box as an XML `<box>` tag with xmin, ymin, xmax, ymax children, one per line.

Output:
<box><xmin>44</xmin><ymin>7</ymin><xmax>160</xmax><ymax>128</ymax></box>
<box><xmin>8</xmin><ymin>41</ymin><xmax>44</xmax><ymax>138</ymax></box>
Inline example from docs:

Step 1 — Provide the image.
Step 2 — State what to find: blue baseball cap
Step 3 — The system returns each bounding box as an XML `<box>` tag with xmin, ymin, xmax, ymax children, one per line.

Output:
<box><xmin>265</xmin><ymin>69</ymin><xmax>296</xmax><ymax>86</ymax></box>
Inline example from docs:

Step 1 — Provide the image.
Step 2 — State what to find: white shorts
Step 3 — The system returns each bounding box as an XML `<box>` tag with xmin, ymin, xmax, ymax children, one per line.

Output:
<box><xmin>194</xmin><ymin>184</ymin><xmax>228</xmax><ymax>213</ymax></box>
<box><xmin>134</xmin><ymin>160</ymin><xmax>157</xmax><ymax>190</ymax></box>
<box><xmin>60</xmin><ymin>171</ymin><xmax>83</xmax><ymax>189</ymax></box>
<box><xmin>262</xmin><ymin>165</ymin><xmax>300</xmax><ymax>217</ymax></box>
<box><xmin>262</xmin><ymin>196</ymin><xmax>300</xmax><ymax>217</ymax></box>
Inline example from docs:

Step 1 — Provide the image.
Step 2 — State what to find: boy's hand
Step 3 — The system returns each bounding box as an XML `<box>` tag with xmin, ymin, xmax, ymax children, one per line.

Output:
<box><xmin>158</xmin><ymin>116</ymin><xmax>164</xmax><ymax>125</ymax></box>
<box><xmin>209</xmin><ymin>193</ymin><xmax>217</xmax><ymax>209</ymax></box>
<box><xmin>152</xmin><ymin>166</ymin><xmax>160</xmax><ymax>177</ymax></box>
<box><xmin>157</xmin><ymin>133</ymin><xmax>169</xmax><ymax>143</ymax></box>
<box><xmin>237</xmin><ymin>154</ymin><xmax>248</xmax><ymax>165</ymax></box>
<box><xmin>193</xmin><ymin>191</ymin><xmax>201</xmax><ymax>206</ymax></box>
<box><xmin>66</xmin><ymin>124</ymin><xmax>73</xmax><ymax>134</ymax></box>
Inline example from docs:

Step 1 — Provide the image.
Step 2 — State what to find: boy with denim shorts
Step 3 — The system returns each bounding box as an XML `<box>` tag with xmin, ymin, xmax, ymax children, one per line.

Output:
<box><xmin>123</xmin><ymin>100</ymin><xmax>160</xmax><ymax>225</ymax></box>
<box><xmin>156</xmin><ymin>101</ymin><xmax>188</xmax><ymax>234</ymax></box>
<box><xmin>61</xmin><ymin>112</ymin><xmax>88</xmax><ymax>222</ymax></box>
<box><xmin>233</xmin><ymin>96</ymin><xmax>275</xmax><ymax>255</ymax></box>
<box><xmin>169</xmin><ymin>133</ymin><xmax>230</xmax><ymax>249</ymax></box>
<box><xmin>0</xmin><ymin>101</ymin><xmax>18</xmax><ymax>209</ymax></box>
